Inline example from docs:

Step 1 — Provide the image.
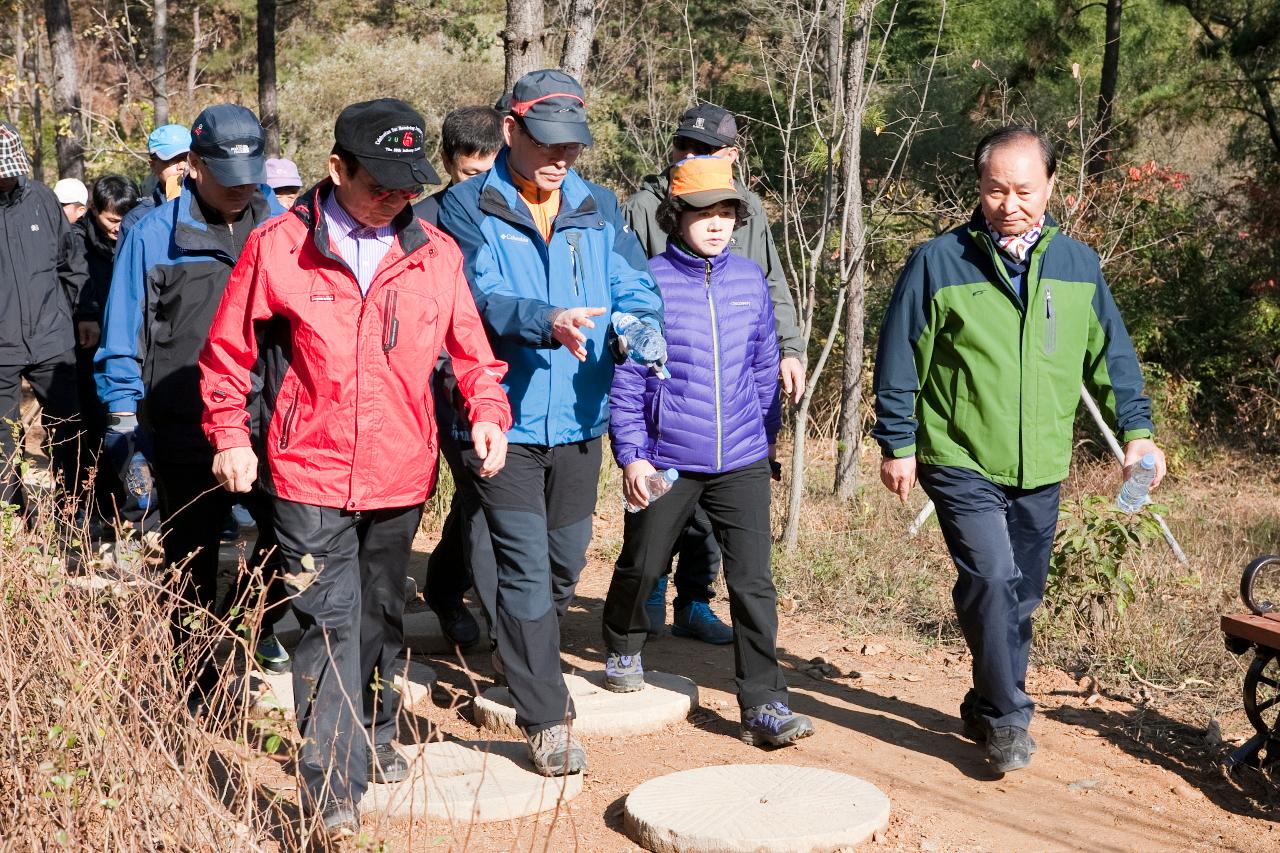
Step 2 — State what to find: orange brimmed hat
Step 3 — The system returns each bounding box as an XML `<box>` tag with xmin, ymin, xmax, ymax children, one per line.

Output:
<box><xmin>668</xmin><ymin>155</ymin><xmax>744</xmax><ymax>208</ymax></box>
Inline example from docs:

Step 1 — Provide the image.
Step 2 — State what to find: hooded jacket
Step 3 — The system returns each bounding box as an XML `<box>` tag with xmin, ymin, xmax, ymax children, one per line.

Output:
<box><xmin>94</xmin><ymin>177</ymin><xmax>283</xmax><ymax>456</ymax></box>
<box><xmin>622</xmin><ymin>170</ymin><xmax>802</xmax><ymax>359</ymax></box>
<box><xmin>74</xmin><ymin>214</ymin><xmax>117</xmax><ymax>323</ymax></box>
<box><xmin>199</xmin><ymin>182</ymin><xmax>512</xmax><ymax>511</ymax></box>
<box><xmin>0</xmin><ymin>176</ymin><xmax>88</xmax><ymax>365</ymax></box>
<box><xmin>438</xmin><ymin>151</ymin><xmax>663</xmax><ymax>447</ymax></box>
<box><xmin>872</xmin><ymin>210</ymin><xmax>1154</xmax><ymax>489</ymax></box>
<box><xmin>610</xmin><ymin>241</ymin><xmax>781</xmax><ymax>474</ymax></box>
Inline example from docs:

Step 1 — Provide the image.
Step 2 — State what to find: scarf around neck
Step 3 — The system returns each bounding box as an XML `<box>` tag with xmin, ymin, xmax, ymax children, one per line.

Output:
<box><xmin>986</xmin><ymin>213</ymin><xmax>1046</xmax><ymax>263</ymax></box>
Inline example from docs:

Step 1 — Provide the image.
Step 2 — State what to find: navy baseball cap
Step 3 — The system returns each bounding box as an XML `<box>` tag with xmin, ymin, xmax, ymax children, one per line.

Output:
<box><xmin>675</xmin><ymin>103</ymin><xmax>738</xmax><ymax>149</ymax></box>
<box><xmin>334</xmin><ymin>98</ymin><xmax>441</xmax><ymax>189</ymax></box>
<box><xmin>510</xmin><ymin>70</ymin><xmax>592</xmax><ymax>146</ymax></box>
<box><xmin>189</xmin><ymin>105</ymin><xmax>267</xmax><ymax>187</ymax></box>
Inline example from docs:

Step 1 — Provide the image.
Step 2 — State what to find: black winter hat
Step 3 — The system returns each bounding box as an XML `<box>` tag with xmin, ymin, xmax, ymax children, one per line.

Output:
<box><xmin>675</xmin><ymin>103</ymin><xmax>739</xmax><ymax>149</ymax></box>
<box><xmin>334</xmin><ymin>98</ymin><xmax>441</xmax><ymax>189</ymax></box>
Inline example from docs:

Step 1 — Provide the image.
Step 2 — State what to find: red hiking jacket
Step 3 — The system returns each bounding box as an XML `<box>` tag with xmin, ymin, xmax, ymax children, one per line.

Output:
<box><xmin>199</xmin><ymin>183</ymin><xmax>512</xmax><ymax>510</ymax></box>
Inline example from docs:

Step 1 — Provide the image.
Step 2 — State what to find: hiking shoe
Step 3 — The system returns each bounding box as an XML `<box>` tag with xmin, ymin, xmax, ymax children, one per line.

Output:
<box><xmin>645</xmin><ymin>575</ymin><xmax>668</xmax><ymax>636</ymax></box>
<box><xmin>605</xmin><ymin>651</ymin><xmax>645</xmax><ymax>693</ymax></box>
<box><xmin>318</xmin><ymin>799</ymin><xmax>359</xmax><ymax>842</ymax></box>
<box><xmin>368</xmin><ymin>743</ymin><xmax>410</xmax><ymax>783</ymax></box>
<box><xmin>672</xmin><ymin>601</ymin><xmax>733</xmax><ymax>645</ymax></box>
<box><xmin>432</xmin><ymin>603</ymin><xmax>481</xmax><ymax>647</ymax></box>
<box><xmin>740</xmin><ymin>701</ymin><xmax>815</xmax><ymax>747</ymax></box>
<box><xmin>985</xmin><ymin>726</ymin><xmax>1033</xmax><ymax>774</ymax></box>
<box><xmin>527</xmin><ymin>724</ymin><xmax>586</xmax><ymax>776</ymax></box>
<box><xmin>255</xmin><ymin>633</ymin><xmax>291</xmax><ymax>674</ymax></box>
<box><xmin>961</xmin><ymin>710</ymin><xmax>1036</xmax><ymax>754</ymax></box>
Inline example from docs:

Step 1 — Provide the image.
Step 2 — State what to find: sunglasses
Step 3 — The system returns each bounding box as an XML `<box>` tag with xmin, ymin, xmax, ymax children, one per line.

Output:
<box><xmin>516</xmin><ymin>121</ymin><xmax>585</xmax><ymax>159</ymax></box>
<box><xmin>351</xmin><ymin>166</ymin><xmax>423</xmax><ymax>202</ymax></box>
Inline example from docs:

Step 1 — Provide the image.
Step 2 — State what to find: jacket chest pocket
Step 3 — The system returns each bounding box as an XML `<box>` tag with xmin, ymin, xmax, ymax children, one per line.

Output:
<box><xmin>381</xmin><ymin>287</ymin><xmax>440</xmax><ymax>358</ymax></box>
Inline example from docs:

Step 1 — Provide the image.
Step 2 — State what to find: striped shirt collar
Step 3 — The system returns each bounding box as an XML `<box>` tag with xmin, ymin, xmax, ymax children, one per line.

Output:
<box><xmin>322</xmin><ymin>190</ymin><xmax>396</xmax><ymax>294</ymax></box>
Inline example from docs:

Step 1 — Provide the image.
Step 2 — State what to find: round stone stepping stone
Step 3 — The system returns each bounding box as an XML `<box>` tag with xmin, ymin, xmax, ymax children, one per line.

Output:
<box><xmin>624</xmin><ymin>764</ymin><xmax>890</xmax><ymax>853</ymax></box>
<box><xmin>246</xmin><ymin>659</ymin><xmax>436</xmax><ymax>718</ymax></box>
<box><xmin>362</xmin><ymin>739</ymin><xmax>582</xmax><ymax>822</ymax></box>
<box><xmin>473</xmin><ymin>670</ymin><xmax>698</xmax><ymax>737</ymax></box>
<box><xmin>273</xmin><ymin>607</ymin><xmax>485</xmax><ymax>655</ymax></box>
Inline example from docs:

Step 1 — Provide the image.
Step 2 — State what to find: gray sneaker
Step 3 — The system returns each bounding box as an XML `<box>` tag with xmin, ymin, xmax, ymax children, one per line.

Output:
<box><xmin>985</xmin><ymin>726</ymin><xmax>1034</xmax><ymax>774</ymax></box>
<box><xmin>604</xmin><ymin>651</ymin><xmax>645</xmax><ymax>692</ymax></box>
<box><xmin>527</xmin><ymin>724</ymin><xmax>586</xmax><ymax>776</ymax></box>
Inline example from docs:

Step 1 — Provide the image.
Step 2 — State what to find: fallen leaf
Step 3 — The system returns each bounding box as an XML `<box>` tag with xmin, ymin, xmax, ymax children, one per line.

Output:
<box><xmin>288</xmin><ymin>553</ymin><xmax>321</xmax><ymax>592</ymax></box>
<box><xmin>861</xmin><ymin>643</ymin><xmax>888</xmax><ymax>656</ymax></box>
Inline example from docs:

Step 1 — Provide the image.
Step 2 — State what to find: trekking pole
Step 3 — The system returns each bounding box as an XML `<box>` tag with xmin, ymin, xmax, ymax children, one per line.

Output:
<box><xmin>907</xmin><ymin>500</ymin><xmax>934</xmax><ymax>537</ymax></box>
<box><xmin>1079</xmin><ymin>385</ymin><xmax>1188</xmax><ymax>566</ymax></box>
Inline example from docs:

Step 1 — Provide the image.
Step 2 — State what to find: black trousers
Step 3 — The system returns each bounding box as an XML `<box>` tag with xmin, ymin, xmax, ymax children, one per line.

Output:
<box><xmin>152</xmin><ymin>452</ymin><xmax>285</xmax><ymax>695</ymax></box>
<box><xmin>0</xmin><ymin>351</ymin><xmax>83</xmax><ymax>513</ymax></box>
<box><xmin>462</xmin><ymin>438</ymin><xmax>601</xmax><ymax>733</ymax></box>
<box><xmin>423</xmin><ymin>427</ymin><xmax>498</xmax><ymax>634</ymax></box>
<box><xmin>918</xmin><ymin>464</ymin><xmax>1061</xmax><ymax>730</ymax></box>
<box><xmin>272</xmin><ymin>498</ymin><xmax>422</xmax><ymax>810</ymax></box>
<box><xmin>603</xmin><ymin>459</ymin><xmax>787</xmax><ymax>710</ymax></box>
<box><xmin>668</xmin><ymin>508</ymin><xmax>720</xmax><ymax>609</ymax></box>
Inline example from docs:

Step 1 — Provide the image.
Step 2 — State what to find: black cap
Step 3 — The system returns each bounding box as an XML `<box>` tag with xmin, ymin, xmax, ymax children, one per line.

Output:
<box><xmin>334</xmin><ymin>98</ymin><xmax>441</xmax><ymax>189</ymax></box>
<box><xmin>494</xmin><ymin>91</ymin><xmax>513</xmax><ymax>115</ymax></box>
<box><xmin>189</xmin><ymin>104</ymin><xmax>267</xmax><ymax>187</ymax></box>
<box><xmin>510</xmin><ymin>70</ymin><xmax>592</xmax><ymax>146</ymax></box>
<box><xmin>675</xmin><ymin>103</ymin><xmax>738</xmax><ymax>149</ymax></box>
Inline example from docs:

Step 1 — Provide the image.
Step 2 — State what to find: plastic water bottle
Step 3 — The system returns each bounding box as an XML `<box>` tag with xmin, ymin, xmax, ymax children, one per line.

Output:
<box><xmin>625</xmin><ymin>468</ymin><xmax>679</xmax><ymax>513</ymax></box>
<box><xmin>125</xmin><ymin>452</ymin><xmax>153</xmax><ymax>510</ymax></box>
<box><xmin>612</xmin><ymin>312</ymin><xmax>669</xmax><ymax>379</ymax></box>
<box><xmin>1116</xmin><ymin>453</ymin><xmax>1157</xmax><ymax>513</ymax></box>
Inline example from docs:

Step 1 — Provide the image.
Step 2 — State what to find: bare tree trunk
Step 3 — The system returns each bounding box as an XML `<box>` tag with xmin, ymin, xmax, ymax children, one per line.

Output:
<box><xmin>187</xmin><ymin>7</ymin><xmax>201</xmax><ymax>99</ymax></box>
<box><xmin>1086</xmin><ymin>0</ymin><xmax>1122</xmax><ymax>177</ymax></box>
<box><xmin>29</xmin><ymin>9</ymin><xmax>46</xmax><ymax>183</ymax></box>
<box><xmin>832</xmin><ymin>1</ymin><xmax>876</xmax><ymax>501</ymax></box>
<box><xmin>503</xmin><ymin>0</ymin><xmax>546</xmax><ymax>92</ymax></box>
<box><xmin>44</xmin><ymin>0</ymin><xmax>85</xmax><ymax>178</ymax></box>
<box><xmin>152</xmin><ymin>0</ymin><xmax>168</xmax><ymax>126</ymax></box>
<box><xmin>11</xmin><ymin>5</ymin><xmax>26</xmax><ymax>127</ymax></box>
<box><xmin>257</xmin><ymin>0</ymin><xmax>280</xmax><ymax>156</ymax></box>
<box><xmin>560</xmin><ymin>0</ymin><xmax>596</xmax><ymax>84</ymax></box>
<box><xmin>1250</xmin><ymin>74</ymin><xmax>1280</xmax><ymax>163</ymax></box>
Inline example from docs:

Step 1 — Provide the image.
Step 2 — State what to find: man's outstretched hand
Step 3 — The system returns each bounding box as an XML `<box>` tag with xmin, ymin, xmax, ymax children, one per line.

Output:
<box><xmin>213</xmin><ymin>446</ymin><xmax>258</xmax><ymax>493</ymax></box>
<box><xmin>472</xmin><ymin>421</ymin><xmax>508</xmax><ymax>478</ymax></box>
<box><xmin>552</xmin><ymin>306</ymin><xmax>607</xmax><ymax>362</ymax></box>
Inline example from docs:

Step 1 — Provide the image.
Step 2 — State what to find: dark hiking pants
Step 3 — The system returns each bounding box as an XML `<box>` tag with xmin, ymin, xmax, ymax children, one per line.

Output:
<box><xmin>918</xmin><ymin>464</ymin><xmax>1061</xmax><ymax>731</ymax></box>
<box><xmin>603</xmin><ymin>459</ymin><xmax>788</xmax><ymax>710</ymax></box>
<box><xmin>0</xmin><ymin>352</ymin><xmax>83</xmax><ymax>513</ymax></box>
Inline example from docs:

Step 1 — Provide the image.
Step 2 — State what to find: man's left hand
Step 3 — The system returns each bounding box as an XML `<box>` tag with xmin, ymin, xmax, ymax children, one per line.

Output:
<box><xmin>1122</xmin><ymin>437</ymin><xmax>1167</xmax><ymax>489</ymax></box>
<box><xmin>77</xmin><ymin>320</ymin><xmax>100</xmax><ymax>350</ymax></box>
<box><xmin>212</xmin><ymin>446</ymin><xmax>259</xmax><ymax>493</ymax></box>
<box><xmin>780</xmin><ymin>356</ymin><xmax>806</xmax><ymax>405</ymax></box>
<box><xmin>472</xmin><ymin>422</ymin><xmax>508</xmax><ymax>478</ymax></box>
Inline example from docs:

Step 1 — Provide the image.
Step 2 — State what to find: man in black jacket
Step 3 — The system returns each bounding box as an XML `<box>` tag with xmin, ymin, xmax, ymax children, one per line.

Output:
<box><xmin>0</xmin><ymin>122</ymin><xmax>88</xmax><ymax>517</ymax></box>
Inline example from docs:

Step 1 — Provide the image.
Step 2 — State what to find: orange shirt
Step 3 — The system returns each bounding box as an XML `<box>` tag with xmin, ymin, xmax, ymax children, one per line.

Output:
<box><xmin>510</xmin><ymin>169</ymin><xmax>560</xmax><ymax>242</ymax></box>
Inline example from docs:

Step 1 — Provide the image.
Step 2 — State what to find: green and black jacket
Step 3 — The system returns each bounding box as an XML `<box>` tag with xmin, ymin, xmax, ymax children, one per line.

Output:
<box><xmin>871</xmin><ymin>210</ymin><xmax>1153</xmax><ymax>489</ymax></box>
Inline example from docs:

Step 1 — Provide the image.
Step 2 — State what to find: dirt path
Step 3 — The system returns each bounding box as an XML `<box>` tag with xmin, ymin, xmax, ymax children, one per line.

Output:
<box><xmin>370</xmin><ymin>542</ymin><xmax>1277</xmax><ymax>852</ymax></box>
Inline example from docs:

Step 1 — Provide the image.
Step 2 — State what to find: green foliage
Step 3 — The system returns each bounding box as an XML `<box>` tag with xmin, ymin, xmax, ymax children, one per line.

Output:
<box><xmin>1047</xmin><ymin>494</ymin><xmax>1164</xmax><ymax>624</ymax></box>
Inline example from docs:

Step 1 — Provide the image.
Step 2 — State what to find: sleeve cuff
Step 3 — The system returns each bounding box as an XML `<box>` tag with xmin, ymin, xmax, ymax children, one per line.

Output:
<box><xmin>883</xmin><ymin>443</ymin><xmax>916</xmax><ymax>459</ymax></box>
<box><xmin>614</xmin><ymin>446</ymin><xmax>644</xmax><ymax>468</ymax></box>
<box><xmin>543</xmin><ymin>307</ymin><xmax>563</xmax><ymax>349</ymax></box>
<box><xmin>1121</xmin><ymin>427</ymin><xmax>1153</xmax><ymax>442</ymax></box>
<box><xmin>469</xmin><ymin>403</ymin><xmax>513</xmax><ymax>433</ymax></box>
<box><xmin>209</xmin><ymin>429</ymin><xmax>252</xmax><ymax>452</ymax></box>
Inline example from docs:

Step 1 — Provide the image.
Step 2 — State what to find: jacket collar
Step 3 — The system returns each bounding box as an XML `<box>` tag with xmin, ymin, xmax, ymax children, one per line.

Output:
<box><xmin>966</xmin><ymin>207</ymin><xmax>1059</xmax><ymax>246</ymax></box>
<box><xmin>291</xmin><ymin>179</ymin><xmax>433</xmax><ymax>275</ymax></box>
<box><xmin>78</xmin><ymin>214</ymin><xmax>115</xmax><ymax>258</ymax></box>
<box><xmin>0</xmin><ymin>175</ymin><xmax>27</xmax><ymax>207</ymax></box>
<box><xmin>172</xmin><ymin>176</ymin><xmax>277</xmax><ymax>258</ymax></box>
<box><xmin>477</xmin><ymin>150</ymin><xmax>603</xmax><ymax>235</ymax></box>
<box><xmin>662</xmin><ymin>236</ymin><xmax>731</xmax><ymax>275</ymax></box>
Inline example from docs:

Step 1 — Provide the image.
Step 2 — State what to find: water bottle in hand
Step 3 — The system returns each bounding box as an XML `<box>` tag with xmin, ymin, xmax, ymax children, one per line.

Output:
<box><xmin>625</xmin><ymin>468</ymin><xmax>680</xmax><ymax>513</ymax></box>
<box><xmin>125</xmin><ymin>452</ymin><xmax>153</xmax><ymax>510</ymax></box>
<box><xmin>612</xmin><ymin>312</ymin><xmax>669</xmax><ymax>379</ymax></box>
<box><xmin>1116</xmin><ymin>452</ymin><xmax>1157</xmax><ymax>513</ymax></box>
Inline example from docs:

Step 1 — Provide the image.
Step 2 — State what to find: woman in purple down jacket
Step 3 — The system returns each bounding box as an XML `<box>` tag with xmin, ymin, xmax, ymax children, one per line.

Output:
<box><xmin>602</xmin><ymin>156</ymin><xmax>815</xmax><ymax>748</ymax></box>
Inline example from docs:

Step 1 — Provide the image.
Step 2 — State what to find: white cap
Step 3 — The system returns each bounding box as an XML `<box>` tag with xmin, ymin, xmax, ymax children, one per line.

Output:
<box><xmin>54</xmin><ymin>178</ymin><xmax>88</xmax><ymax>206</ymax></box>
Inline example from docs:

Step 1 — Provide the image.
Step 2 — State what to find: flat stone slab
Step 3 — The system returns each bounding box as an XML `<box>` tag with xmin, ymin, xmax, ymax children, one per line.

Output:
<box><xmin>273</xmin><ymin>607</ymin><xmax>484</xmax><ymax>655</ymax></box>
<box><xmin>624</xmin><ymin>764</ymin><xmax>890</xmax><ymax>853</ymax></box>
<box><xmin>474</xmin><ymin>670</ymin><xmax>698</xmax><ymax>738</ymax></box>
<box><xmin>363</xmin><ymin>739</ymin><xmax>582</xmax><ymax>822</ymax></box>
<box><xmin>246</xmin><ymin>659</ymin><xmax>436</xmax><ymax>718</ymax></box>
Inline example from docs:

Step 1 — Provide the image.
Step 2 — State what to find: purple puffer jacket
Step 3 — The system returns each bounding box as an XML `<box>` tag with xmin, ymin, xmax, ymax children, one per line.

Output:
<box><xmin>610</xmin><ymin>240</ymin><xmax>781</xmax><ymax>474</ymax></box>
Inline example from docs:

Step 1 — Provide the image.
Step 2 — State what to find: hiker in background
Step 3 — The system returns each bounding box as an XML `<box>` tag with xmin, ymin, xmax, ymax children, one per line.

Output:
<box><xmin>265</xmin><ymin>157</ymin><xmax>303</xmax><ymax>209</ymax></box>
<box><xmin>96</xmin><ymin>105</ymin><xmax>290</xmax><ymax>708</ymax></box>
<box><xmin>54</xmin><ymin>178</ymin><xmax>88</xmax><ymax>225</ymax></box>
<box><xmin>872</xmin><ymin>125</ymin><xmax>1166</xmax><ymax>775</ymax></box>
<box><xmin>199</xmin><ymin>98</ymin><xmax>511</xmax><ymax>840</ymax></box>
<box><xmin>74</xmin><ymin>175</ymin><xmax>140</xmax><ymax>528</ymax></box>
<box><xmin>119</xmin><ymin>123</ymin><xmax>191</xmax><ymax>237</ymax></box>
<box><xmin>412</xmin><ymin>104</ymin><xmax>505</xmax><ymax>649</ymax></box>
<box><xmin>622</xmin><ymin>103</ymin><xmax>805</xmax><ymax>646</ymax></box>
<box><xmin>438</xmin><ymin>70</ymin><xmax>663</xmax><ymax>777</ymax></box>
<box><xmin>604</xmin><ymin>155</ymin><xmax>814</xmax><ymax>747</ymax></box>
<box><xmin>0</xmin><ymin>122</ymin><xmax>88</xmax><ymax>519</ymax></box>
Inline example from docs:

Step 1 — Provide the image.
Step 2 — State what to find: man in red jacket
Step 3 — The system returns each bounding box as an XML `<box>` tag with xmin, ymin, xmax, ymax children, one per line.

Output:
<box><xmin>198</xmin><ymin>98</ymin><xmax>512</xmax><ymax>840</ymax></box>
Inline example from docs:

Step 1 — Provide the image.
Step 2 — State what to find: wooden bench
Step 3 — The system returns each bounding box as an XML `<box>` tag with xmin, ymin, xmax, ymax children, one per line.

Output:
<box><xmin>1221</xmin><ymin>603</ymin><xmax>1280</xmax><ymax>768</ymax></box>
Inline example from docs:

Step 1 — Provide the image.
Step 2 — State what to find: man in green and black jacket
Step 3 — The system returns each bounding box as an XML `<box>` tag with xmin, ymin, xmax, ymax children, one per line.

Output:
<box><xmin>872</xmin><ymin>125</ymin><xmax>1166</xmax><ymax>775</ymax></box>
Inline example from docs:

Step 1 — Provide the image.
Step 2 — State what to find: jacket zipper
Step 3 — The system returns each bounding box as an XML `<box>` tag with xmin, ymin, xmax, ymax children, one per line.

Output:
<box><xmin>1043</xmin><ymin>282</ymin><xmax>1056</xmax><ymax>354</ymax></box>
<box><xmin>278</xmin><ymin>388</ymin><xmax>300</xmax><ymax>450</ymax></box>
<box><xmin>382</xmin><ymin>290</ymin><xmax>399</xmax><ymax>353</ymax></box>
<box><xmin>705</xmin><ymin>260</ymin><xmax>723</xmax><ymax>470</ymax></box>
<box><xmin>567</xmin><ymin>233</ymin><xmax>581</xmax><ymax>296</ymax></box>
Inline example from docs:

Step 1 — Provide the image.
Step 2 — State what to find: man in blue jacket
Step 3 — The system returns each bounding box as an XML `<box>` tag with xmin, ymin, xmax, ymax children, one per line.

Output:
<box><xmin>96</xmin><ymin>104</ymin><xmax>289</xmax><ymax>709</ymax></box>
<box><xmin>439</xmin><ymin>69</ymin><xmax>663</xmax><ymax>776</ymax></box>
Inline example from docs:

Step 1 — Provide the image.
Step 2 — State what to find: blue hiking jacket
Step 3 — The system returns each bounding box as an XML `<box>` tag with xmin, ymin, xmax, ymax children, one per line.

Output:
<box><xmin>438</xmin><ymin>151</ymin><xmax>663</xmax><ymax>447</ymax></box>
